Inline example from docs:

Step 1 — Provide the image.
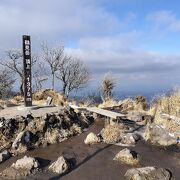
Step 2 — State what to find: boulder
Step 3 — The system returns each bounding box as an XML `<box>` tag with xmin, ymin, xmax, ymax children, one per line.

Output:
<box><xmin>12</xmin><ymin>155</ymin><xmax>39</xmax><ymax>170</ymax></box>
<box><xmin>125</xmin><ymin>166</ymin><xmax>171</xmax><ymax>180</ymax></box>
<box><xmin>84</xmin><ymin>132</ymin><xmax>101</xmax><ymax>145</ymax></box>
<box><xmin>0</xmin><ymin>156</ymin><xmax>39</xmax><ymax>179</ymax></box>
<box><xmin>113</xmin><ymin>148</ymin><xmax>139</xmax><ymax>165</ymax></box>
<box><xmin>49</xmin><ymin>156</ymin><xmax>69</xmax><ymax>174</ymax></box>
<box><xmin>0</xmin><ymin>150</ymin><xmax>11</xmax><ymax>163</ymax></box>
<box><xmin>119</xmin><ymin>133</ymin><xmax>139</xmax><ymax>146</ymax></box>
<box><xmin>144</xmin><ymin>124</ymin><xmax>178</xmax><ymax>146</ymax></box>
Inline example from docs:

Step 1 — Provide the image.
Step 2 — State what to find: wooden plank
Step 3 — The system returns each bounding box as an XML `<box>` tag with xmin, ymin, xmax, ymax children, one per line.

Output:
<box><xmin>69</xmin><ymin>104</ymin><xmax>87</xmax><ymax>111</ymax></box>
<box><xmin>86</xmin><ymin>107</ymin><xmax>125</xmax><ymax>119</ymax></box>
<box><xmin>69</xmin><ymin>105</ymin><xmax>126</xmax><ymax>119</ymax></box>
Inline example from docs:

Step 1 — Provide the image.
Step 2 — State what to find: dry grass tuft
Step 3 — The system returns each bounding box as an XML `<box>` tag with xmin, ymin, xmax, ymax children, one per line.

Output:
<box><xmin>101</xmin><ymin>124</ymin><xmax>128</xmax><ymax>144</ymax></box>
<box><xmin>101</xmin><ymin>73</ymin><xmax>116</xmax><ymax>101</ymax></box>
<box><xmin>98</xmin><ymin>99</ymin><xmax>120</xmax><ymax>108</ymax></box>
<box><xmin>44</xmin><ymin>128</ymin><xmax>60</xmax><ymax>144</ymax></box>
<box><xmin>33</xmin><ymin>89</ymin><xmax>67</xmax><ymax>106</ymax></box>
<box><xmin>98</xmin><ymin>97</ymin><xmax>147</xmax><ymax>113</ymax></box>
<box><xmin>0</xmin><ymin>98</ymin><xmax>21</xmax><ymax>107</ymax></box>
<box><xmin>12</xmin><ymin>96</ymin><xmax>23</xmax><ymax>103</ymax></box>
<box><xmin>149</xmin><ymin>88</ymin><xmax>180</xmax><ymax>136</ymax></box>
<box><xmin>151</xmin><ymin>89</ymin><xmax>180</xmax><ymax>117</ymax></box>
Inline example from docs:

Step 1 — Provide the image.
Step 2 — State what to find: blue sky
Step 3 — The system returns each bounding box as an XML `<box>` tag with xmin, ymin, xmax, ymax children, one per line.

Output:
<box><xmin>0</xmin><ymin>0</ymin><xmax>180</xmax><ymax>96</ymax></box>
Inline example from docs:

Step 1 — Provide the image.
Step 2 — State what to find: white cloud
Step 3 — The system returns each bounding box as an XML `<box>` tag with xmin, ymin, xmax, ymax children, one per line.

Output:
<box><xmin>147</xmin><ymin>10</ymin><xmax>180</xmax><ymax>32</ymax></box>
<box><xmin>65</xmin><ymin>35</ymin><xmax>180</xmax><ymax>92</ymax></box>
<box><xmin>0</xmin><ymin>1</ymin><xmax>179</xmax><ymax>93</ymax></box>
<box><xmin>0</xmin><ymin>0</ymin><xmax>140</xmax><ymax>51</ymax></box>
<box><xmin>0</xmin><ymin>0</ymin><xmax>129</xmax><ymax>49</ymax></box>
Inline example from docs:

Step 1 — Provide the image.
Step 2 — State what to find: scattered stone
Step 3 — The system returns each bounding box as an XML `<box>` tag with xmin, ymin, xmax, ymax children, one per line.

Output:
<box><xmin>118</xmin><ymin>133</ymin><xmax>139</xmax><ymax>146</ymax></box>
<box><xmin>12</xmin><ymin>155</ymin><xmax>39</xmax><ymax>170</ymax></box>
<box><xmin>144</xmin><ymin>124</ymin><xmax>178</xmax><ymax>146</ymax></box>
<box><xmin>124</xmin><ymin>166</ymin><xmax>171</xmax><ymax>180</ymax></box>
<box><xmin>84</xmin><ymin>132</ymin><xmax>101</xmax><ymax>145</ymax></box>
<box><xmin>113</xmin><ymin>148</ymin><xmax>139</xmax><ymax>165</ymax></box>
<box><xmin>0</xmin><ymin>156</ymin><xmax>39</xmax><ymax>179</ymax></box>
<box><xmin>49</xmin><ymin>156</ymin><xmax>69</xmax><ymax>174</ymax></box>
<box><xmin>0</xmin><ymin>150</ymin><xmax>11</xmax><ymax>163</ymax></box>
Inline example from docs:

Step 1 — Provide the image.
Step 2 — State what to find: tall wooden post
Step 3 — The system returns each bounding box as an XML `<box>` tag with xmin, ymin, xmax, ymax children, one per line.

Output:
<box><xmin>23</xmin><ymin>35</ymin><xmax>32</xmax><ymax>107</ymax></box>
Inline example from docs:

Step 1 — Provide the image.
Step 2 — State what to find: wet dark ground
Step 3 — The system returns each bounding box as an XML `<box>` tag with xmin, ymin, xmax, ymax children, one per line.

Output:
<box><xmin>0</xmin><ymin>123</ymin><xmax>179</xmax><ymax>180</ymax></box>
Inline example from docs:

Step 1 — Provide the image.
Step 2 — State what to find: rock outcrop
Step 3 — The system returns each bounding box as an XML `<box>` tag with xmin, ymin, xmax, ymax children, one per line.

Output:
<box><xmin>119</xmin><ymin>133</ymin><xmax>139</xmax><ymax>146</ymax></box>
<box><xmin>113</xmin><ymin>148</ymin><xmax>139</xmax><ymax>165</ymax></box>
<box><xmin>49</xmin><ymin>156</ymin><xmax>69</xmax><ymax>174</ymax></box>
<box><xmin>144</xmin><ymin>123</ymin><xmax>177</xmax><ymax>146</ymax></box>
<box><xmin>0</xmin><ymin>107</ymin><xmax>93</xmax><ymax>155</ymax></box>
<box><xmin>125</xmin><ymin>166</ymin><xmax>171</xmax><ymax>180</ymax></box>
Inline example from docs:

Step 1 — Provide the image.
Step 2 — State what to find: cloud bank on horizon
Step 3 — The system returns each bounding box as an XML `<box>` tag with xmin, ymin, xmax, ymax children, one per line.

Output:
<box><xmin>0</xmin><ymin>0</ymin><xmax>180</xmax><ymax>94</ymax></box>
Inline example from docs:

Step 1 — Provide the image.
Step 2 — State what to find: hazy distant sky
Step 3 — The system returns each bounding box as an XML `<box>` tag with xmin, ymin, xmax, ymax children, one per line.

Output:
<box><xmin>0</xmin><ymin>0</ymin><xmax>180</xmax><ymax>95</ymax></box>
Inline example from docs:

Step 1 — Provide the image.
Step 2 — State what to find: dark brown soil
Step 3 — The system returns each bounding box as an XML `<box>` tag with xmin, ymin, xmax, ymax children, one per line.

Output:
<box><xmin>0</xmin><ymin>123</ymin><xmax>179</xmax><ymax>180</ymax></box>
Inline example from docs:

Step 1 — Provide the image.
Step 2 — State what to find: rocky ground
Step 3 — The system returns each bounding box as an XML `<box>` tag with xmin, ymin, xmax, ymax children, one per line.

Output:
<box><xmin>0</xmin><ymin>93</ymin><xmax>179</xmax><ymax>179</ymax></box>
<box><xmin>0</xmin><ymin>123</ymin><xmax>179</xmax><ymax>180</ymax></box>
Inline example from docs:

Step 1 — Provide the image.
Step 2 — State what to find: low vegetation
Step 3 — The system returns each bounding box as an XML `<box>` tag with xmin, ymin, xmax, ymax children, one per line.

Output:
<box><xmin>148</xmin><ymin>89</ymin><xmax>180</xmax><ymax>135</ymax></box>
<box><xmin>150</xmin><ymin>88</ymin><xmax>180</xmax><ymax>117</ymax></box>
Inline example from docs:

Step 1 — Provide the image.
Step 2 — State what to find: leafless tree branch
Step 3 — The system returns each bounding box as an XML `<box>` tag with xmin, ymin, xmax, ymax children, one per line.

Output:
<box><xmin>56</xmin><ymin>56</ymin><xmax>90</xmax><ymax>97</ymax></box>
<box><xmin>41</xmin><ymin>43</ymin><xmax>64</xmax><ymax>90</ymax></box>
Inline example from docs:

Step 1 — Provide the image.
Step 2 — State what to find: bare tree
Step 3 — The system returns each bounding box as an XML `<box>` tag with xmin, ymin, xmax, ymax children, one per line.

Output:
<box><xmin>32</xmin><ymin>63</ymin><xmax>48</xmax><ymax>92</ymax></box>
<box><xmin>41</xmin><ymin>43</ymin><xmax>64</xmax><ymax>90</ymax></box>
<box><xmin>56</xmin><ymin>56</ymin><xmax>90</xmax><ymax>97</ymax></box>
<box><xmin>0</xmin><ymin>49</ymin><xmax>37</xmax><ymax>96</ymax></box>
<box><xmin>0</xmin><ymin>68</ymin><xmax>15</xmax><ymax>98</ymax></box>
<box><xmin>101</xmin><ymin>73</ymin><xmax>116</xmax><ymax>101</ymax></box>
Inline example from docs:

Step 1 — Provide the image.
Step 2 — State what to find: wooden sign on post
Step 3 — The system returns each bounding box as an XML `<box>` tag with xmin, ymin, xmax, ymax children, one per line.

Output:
<box><xmin>23</xmin><ymin>35</ymin><xmax>32</xmax><ymax>107</ymax></box>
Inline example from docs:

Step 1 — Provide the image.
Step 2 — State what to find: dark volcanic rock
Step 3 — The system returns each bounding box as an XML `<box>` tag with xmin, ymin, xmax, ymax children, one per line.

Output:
<box><xmin>0</xmin><ymin>107</ymin><xmax>93</xmax><ymax>155</ymax></box>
